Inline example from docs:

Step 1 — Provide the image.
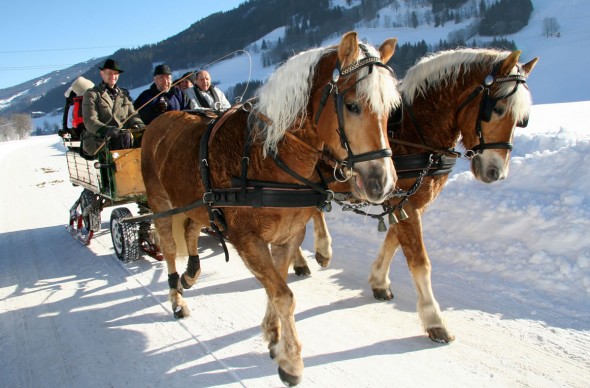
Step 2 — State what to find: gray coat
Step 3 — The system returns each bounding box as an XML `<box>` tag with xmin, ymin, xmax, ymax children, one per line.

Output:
<box><xmin>82</xmin><ymin>83</ymin><xmax>143</xmax><ymax>155</ymax></box>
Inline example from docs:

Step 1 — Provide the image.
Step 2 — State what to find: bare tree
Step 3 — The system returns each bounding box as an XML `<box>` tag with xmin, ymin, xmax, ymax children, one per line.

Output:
<box><xmin>542</xmin><ymin>16</ymin><xmax>561</xmax><ymax>37</ymax></box>
<box><xmin>11</xmin><ymin>114</ymin><xmax>33</xmax><ymax>139</ymax></box>
<box><xmin>0</xmin><ymin>114</ymin><xmax>33</xmax><ymax>141</ymax></box>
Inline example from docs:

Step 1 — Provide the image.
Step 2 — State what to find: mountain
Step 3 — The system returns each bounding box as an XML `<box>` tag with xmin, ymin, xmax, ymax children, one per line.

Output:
<box><xmin>1</xmin><ymin>0</ymin><xmax>588</xmax><ymax>121</ymax></box>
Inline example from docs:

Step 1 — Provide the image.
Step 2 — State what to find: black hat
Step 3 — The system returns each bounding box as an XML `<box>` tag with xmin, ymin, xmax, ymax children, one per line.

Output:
<box><xmin>154</xmin><ymin>64</ymin><xmax>172</xmax><ymax>76</ymax></box>
<box><xmin>99</xmin><ymin>58</ymin><xmax>124</xmax><ymax>73</ymax></box>
<box><xmin>181</xmin><ymin>72</ymin><xmax>196</xmax><ymax>83</ymax></box>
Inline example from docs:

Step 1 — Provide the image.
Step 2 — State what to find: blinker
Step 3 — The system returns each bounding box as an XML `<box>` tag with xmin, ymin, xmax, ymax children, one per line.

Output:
<box><xmin>484</xmin><ymin>74</ymin><xmax>494</xmax><ymax>86</ymax></box>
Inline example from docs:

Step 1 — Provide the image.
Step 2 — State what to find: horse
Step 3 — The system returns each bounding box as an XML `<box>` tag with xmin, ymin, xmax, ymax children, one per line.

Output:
<box><xmin>140</xmin><ymin>31</ymin><xmax>401</xmax><ymax>386</ymax></box>
<box><xmin>292</xmin><ymin>48</ymin><xmax>538</xmax><ymax>344</ymax></box>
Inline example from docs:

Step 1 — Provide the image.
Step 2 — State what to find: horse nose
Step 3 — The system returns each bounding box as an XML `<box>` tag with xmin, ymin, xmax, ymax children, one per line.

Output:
<box><xmin>365</xmin><ymin>164</ymin><xmax>396</xmax><ymax>201</ymax></box>
<box><xmin>366</xmin><ymin>176</ymin><xmax>385</xmax><ymax>196</ymax></box>
<box><xmin>486</xmin><ymin>167</ymin><xmax>501</xmax><ymax>182</ymax></box>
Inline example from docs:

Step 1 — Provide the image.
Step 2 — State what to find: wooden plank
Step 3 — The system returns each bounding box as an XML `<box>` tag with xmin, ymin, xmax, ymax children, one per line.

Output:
<box><xmin>111</xmin><ymin>148</ymin><xmax>146</xmax><ymax>197</ymax></box>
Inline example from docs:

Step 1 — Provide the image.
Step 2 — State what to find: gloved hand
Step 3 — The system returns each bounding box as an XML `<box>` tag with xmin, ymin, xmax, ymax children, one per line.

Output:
<box><xmin>156</xmin><ymin>97</ymin><xmax>168</xmax><ymax>113</ymax></box>
<box><xmin>129</xmin><ymin>124</ymin><xmax>145</xmax><ymax>135</ymax></box>
<box><xmin>103</xmin><ymin>126</ymin><xmax>120</xmax><ymax>138</ymax></box>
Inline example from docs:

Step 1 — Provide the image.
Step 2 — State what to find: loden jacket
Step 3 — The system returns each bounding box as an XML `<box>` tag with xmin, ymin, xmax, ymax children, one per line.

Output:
<box><xmin>81</xmin><ymin>82</ymin><xmax>144</xmax><ymax>155</ymax></box>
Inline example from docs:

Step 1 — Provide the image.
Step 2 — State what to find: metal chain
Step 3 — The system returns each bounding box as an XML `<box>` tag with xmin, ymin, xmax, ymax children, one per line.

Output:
<box><xmin>331</xmin><ymin>154</ymin><xmax>435</xmax><ymax>222</ymax></box>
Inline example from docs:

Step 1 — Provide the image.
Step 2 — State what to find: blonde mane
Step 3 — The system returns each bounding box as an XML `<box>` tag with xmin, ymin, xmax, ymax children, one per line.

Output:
<box><xmin>401</xmin><ymin>48</ymin><xmax>532</xmax><ymax>122</ymax></box>
<box><xmin>251</xmin><ymin>43</ymin><xmax>400</xmax><ymax>155</ymax></box>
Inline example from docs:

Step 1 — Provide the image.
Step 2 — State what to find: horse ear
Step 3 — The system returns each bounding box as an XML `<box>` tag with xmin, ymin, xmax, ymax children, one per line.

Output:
<box><xmin>338</xmin><ymin>31</ymin><xmax>360</xmax><ymax>68</ymax></box>
<box><xmin>499</xmin><ymin>50</ymin><xmax>521</xmax><ymax>75</ymax></box>
<box><xmin>379</xmin><ymin>38</ymin><xmax>398</xmax><ymax>64</ymax></box>
<box><xmin>521</xmin><ymin>57</ymin><xmax>539</xmax><ymax>75</ymax></box>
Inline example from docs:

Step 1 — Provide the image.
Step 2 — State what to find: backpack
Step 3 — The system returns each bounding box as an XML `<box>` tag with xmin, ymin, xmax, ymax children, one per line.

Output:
<box><xmin>59</xmin><ymin>77</ymin><xmax>94</xmax><ymax>142</ymax></box>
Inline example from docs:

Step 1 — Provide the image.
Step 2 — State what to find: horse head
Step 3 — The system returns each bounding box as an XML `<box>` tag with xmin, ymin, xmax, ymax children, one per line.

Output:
<box><xmin>311</xmin><ymin>32</ymin><xmax>401</xmax><ymax>202</ymax></box>
<box><xmin>457</xmin><ymin>50</ymin><xmax>539</xmax><ymax>183</ymax></box>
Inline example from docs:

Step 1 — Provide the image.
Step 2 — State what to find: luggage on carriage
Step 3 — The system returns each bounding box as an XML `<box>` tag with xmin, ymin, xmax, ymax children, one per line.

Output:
<box><xmin>59</xmin><ymin>76</ymin><xmax>94</xmax><ymax>151</ymax></box>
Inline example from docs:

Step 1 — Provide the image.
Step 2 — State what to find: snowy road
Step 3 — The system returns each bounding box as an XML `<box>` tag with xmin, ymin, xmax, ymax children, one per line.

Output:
<box><xmin>1</xmin><ymin>128</ymin><xmax>589</xmax><ymax>387</ymax></box>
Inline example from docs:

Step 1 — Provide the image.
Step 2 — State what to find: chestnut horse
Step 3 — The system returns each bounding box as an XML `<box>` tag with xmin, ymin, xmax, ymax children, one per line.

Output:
<box><xmin>140</xmin><ymin>32</ymin><xmax>401</xmax><ymax>385</ymax></box>
<box><xmin>293</xmin><ymin>48</ymin><xmax>538</xmax><ymax>343</ymax></box>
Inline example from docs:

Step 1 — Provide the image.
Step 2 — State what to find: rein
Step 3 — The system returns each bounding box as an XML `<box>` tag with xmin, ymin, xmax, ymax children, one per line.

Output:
<box><xmin>387</xmin><ymin>100</ymin><xmax>459</xmax><ymax>180</ymax></box>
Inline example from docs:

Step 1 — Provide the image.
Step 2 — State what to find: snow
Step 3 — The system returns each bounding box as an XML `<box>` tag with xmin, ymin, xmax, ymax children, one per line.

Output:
<box><xmin>1</xmin><ymin>100</ymin><xmax>589</xmax><ymax>386</ymax></box>
<box><xmin>2</xmin><ymin>1</ymin><xmax>590</xmax><ymax>386</ymax></box>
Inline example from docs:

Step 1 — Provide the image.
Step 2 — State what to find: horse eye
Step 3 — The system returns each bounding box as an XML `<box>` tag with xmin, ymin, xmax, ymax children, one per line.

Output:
<box><xmin>492</xmin><ymin>106</ymin><xmax>505</xmax><ymax>116</ymax></box>
<box><xmin>345</xmin><ymin>102</ymin><xmax>361</xmax><ymax>114</ymax></box>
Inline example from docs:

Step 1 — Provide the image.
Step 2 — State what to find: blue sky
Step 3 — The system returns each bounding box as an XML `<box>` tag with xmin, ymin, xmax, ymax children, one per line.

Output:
<box><xmin>0</xmin><ymin>0</ymin><xmax>245</xmax><ymax>89</ymax></box>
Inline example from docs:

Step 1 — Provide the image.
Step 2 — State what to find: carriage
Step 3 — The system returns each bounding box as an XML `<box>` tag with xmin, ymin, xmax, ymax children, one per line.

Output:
<box><xmin>61</xmin><ymin>131</ymin><xmax>157</xmax><ymax>262</ymax></box>
<box><xmin>61</xmin><ymin>104</ymin><xmax>226</xmax><ymax>263</ymax></box>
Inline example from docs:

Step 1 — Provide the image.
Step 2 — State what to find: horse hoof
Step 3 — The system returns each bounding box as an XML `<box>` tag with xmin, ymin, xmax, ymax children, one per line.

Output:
<box><xmin>372</xmin><ymin>288</ymin><xmax>394</xmax><ymax>301</ymax></box>
<box><xmin>315</xmin><ymin>252</ymin><xmax>331</xmax><ymax>267</ymax></box>
<box><xmin>173</xmin><ymin>305</ymin><xmax>190</xmax><ymax>319</ymax></box>
<box><xmin>269</xmin><ymin>341</ymin><xmax>278</xmax><ymax>359</ymax></box>
<box><xmin>180</xmin><ymin>274</ymin><xmax>192</xmax><ymax>290</ymax></box>
<box><xmin>278</xmin><ymin>366</ymin><xmax>302</xmax><ymax>386</ymax></box>
<box><xmin>427</xmin><ymin>327</ymin><xmax>455</xmax><ymax>343</ymax></box>
<box><xmin>294</xmin><ymin>265</ymin><xmax>311</xmax><ymax>277</ymax></box>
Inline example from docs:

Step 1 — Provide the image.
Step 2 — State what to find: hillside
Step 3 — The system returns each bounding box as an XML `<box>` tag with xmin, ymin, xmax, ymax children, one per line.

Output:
<box><xmin>1</xmin><ymin>0</ymin><xmax>589</xmax><ymax>122</ymax></box>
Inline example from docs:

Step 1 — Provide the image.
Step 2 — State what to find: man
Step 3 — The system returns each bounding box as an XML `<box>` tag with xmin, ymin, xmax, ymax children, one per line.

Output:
<box><xmin>178</xmin><ymin>71</ymin><xmax>196</xmax><ymax>92</ymax></box>
<box><xmin>178</xmin><ymin>72</ymin><xmax>200</xmax><ymax>110</ymax></box>
<box><xmin>134</xmin><ymin>64</ymin><xmax>190</xmax><ymax>125</ymax></box>
<box><xmin>81</xmin><ymin>59</ymin><xmax>144</xmax><ymax>156</ymax></box>
<box><xmin>190</xmin><ymin>70</ymin><xmax>231</xmax><ymax>111</ymax></box>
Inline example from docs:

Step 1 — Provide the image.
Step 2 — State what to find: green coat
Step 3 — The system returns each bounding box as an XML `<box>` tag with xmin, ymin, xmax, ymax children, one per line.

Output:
<box><xmin>81</xmin><ymin>83</ymin><xmax>144</xmax><ymax>155</ymax></box>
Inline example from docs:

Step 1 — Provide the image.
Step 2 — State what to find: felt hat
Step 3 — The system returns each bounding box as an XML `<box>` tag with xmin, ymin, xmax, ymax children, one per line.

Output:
<box><xmin>154</xmin><ymin>64</ymin><xmax>172</xmax><ymax>76</ymax></box>
<box><xmin>181</xmin><ymin>72</ymin><xmax>196</xmax><ymax>83</ymax></box>
<box><xmin>99</xmin><ymin>58</ymin><xmax>124</xmax><ymax>73</ymax></box>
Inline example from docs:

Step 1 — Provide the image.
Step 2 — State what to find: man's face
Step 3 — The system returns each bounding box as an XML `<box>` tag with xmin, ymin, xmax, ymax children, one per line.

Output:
<box><xmin>196</xmin><ymin>72</ymin><xmax>211</xmax><ymax>91</ymax></box>
<box><xmin>100</xmin><ymin>69</ymin><xmax>120</xmax><ymax>88</ymax></box>
<box><xmin>154</xmin><ymin>74</ymin><xmax>172</xmax><ymax>92</ymax></box>
<box><xmin>179</xmin><ymin>78</ymin><xmax>193</xmax><ymax>91</ymax></box>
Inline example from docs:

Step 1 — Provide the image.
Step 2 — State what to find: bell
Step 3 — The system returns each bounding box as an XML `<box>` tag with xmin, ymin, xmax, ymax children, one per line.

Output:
<box><xmin>323</xmin><ymin>202</ymin><xmax>332</xmax><ymax>212</ymax></box>
<box><xmin>388</xmin><ymin>212</ymin><xmax>399</xmax><ymax>225</ymax></box>
<box><xmin>377</xmin><ymin>218</ymin><xmax>387</xmax><ymax>232</ymax></box>
<box><xmin>398</xmin><ymin>208</ymin><xmax>409</xmax><ymax>221</ymax></box>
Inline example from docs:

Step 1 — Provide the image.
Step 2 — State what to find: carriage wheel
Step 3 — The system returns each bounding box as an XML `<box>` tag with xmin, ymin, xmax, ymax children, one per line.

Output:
<box><xmin>110</xmin><ymin>207</ymin><xmax>140</xmax><ymax>262</ymax></box>
<box><xmin>80</xmin><ymin>189</ymin><xmax>101</xmax><ymax>232</ymax></box>
<box><xmin>67</xmin><ymin>189</ymin><xmax>101</xmax><ymax>245</ymax></box>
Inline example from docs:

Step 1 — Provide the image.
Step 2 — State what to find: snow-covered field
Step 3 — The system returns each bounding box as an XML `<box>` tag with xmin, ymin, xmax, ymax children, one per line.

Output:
<box><xmin>1</xmin><ymin>101</ymin><xmax>588</xmax><ymax>386</ymax></box>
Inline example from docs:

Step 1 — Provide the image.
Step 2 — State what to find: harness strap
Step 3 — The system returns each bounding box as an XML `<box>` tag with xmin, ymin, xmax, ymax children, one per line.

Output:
<box><xmin>204</xmin><ymin>187</ymin><xmax>328</xmax><ymax>208</ymax></box>
<box><xmin>120</xmin><ymin>198</ymin><xmax>206</xmax><ymax>224</ymax></box>
<box><xmin>393</xmin><ymin>153</ymin><xmax>457</xmax><ymax>179</ymax></box>
<box><xmin>271</xmin><ymin>153</ymin><xmax>332</xmax><ymax>199</ymax></box>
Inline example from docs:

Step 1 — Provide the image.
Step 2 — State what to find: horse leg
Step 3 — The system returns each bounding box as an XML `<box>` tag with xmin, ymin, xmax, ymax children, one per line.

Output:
<box><xmin>312</xmin><ymin>210</ymin><xmax>332</xmax><ymax>267</ymax></box>
<box><xmin>292</xmin><ymin>248</ymin><xmax>311</xmax><ymax>276</ymax></box>
<box><xmin>396</xmin><ymin>212</ymin><xmax>455</xmax><ymax>343</ymax></box>
<box><xmin>292</xmin><ymin>210</ymin><xmax>333</xmax><ymax>276</ymax></box>
<box><xmin>268</xmin><ymin>236</ymin><xmax>305</xmax><ymax>385</ymax></box>
<box><xmin>180</xmin><ymin>218</ymin><xmax>201</xmax><ymax>290</ymax></box>
<box><xmin>237</xmin><ymin>234</ymin><xmax>304</xmax><ymax>386</ymax></box>
<box><xmin>368</xmin><ymin>224</ymin><xmax>401</xmax><ymax>300</ymax></box>
<box><xmin>154</xmin><ymin>217</ymin><xmax>189</xmax><ymax>319</ymax></box>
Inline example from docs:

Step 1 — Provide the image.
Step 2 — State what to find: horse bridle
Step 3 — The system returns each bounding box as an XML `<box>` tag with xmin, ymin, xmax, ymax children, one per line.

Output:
<box><xmin>456</xmin><ymin>61</ymin><xmax>528</xmax><ymax>158</ymax></box>
<box><xmin>314</xmin><ymin>45</ymin><xmax>395</xmax><ymax>176</ymax></box>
